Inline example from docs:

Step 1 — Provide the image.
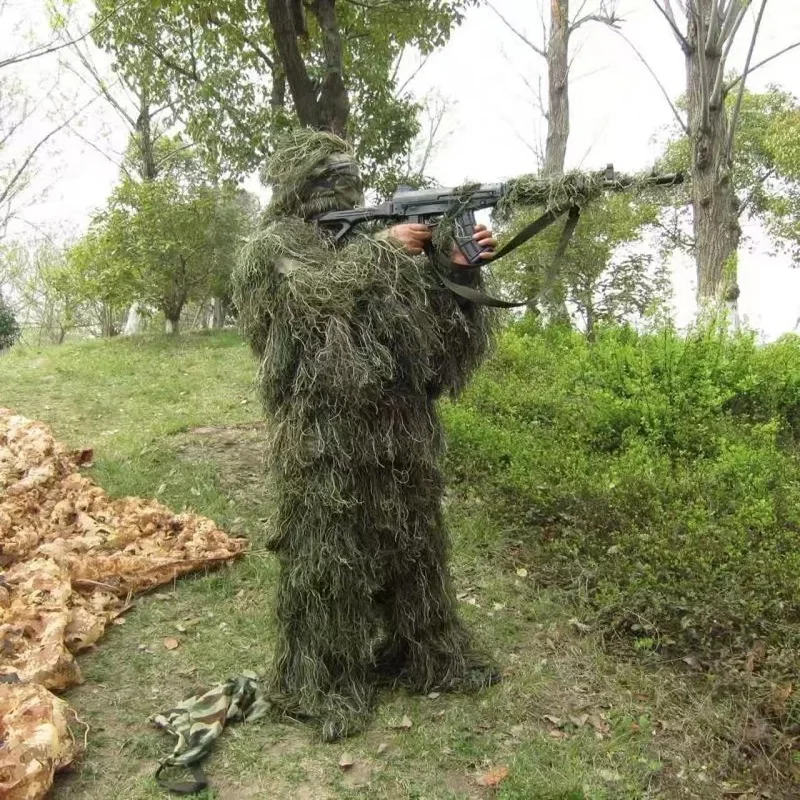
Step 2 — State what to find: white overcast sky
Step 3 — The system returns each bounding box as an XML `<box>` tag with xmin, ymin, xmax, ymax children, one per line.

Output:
<box><xmin>4</xmin><ymin>0</ymin><xmax>800</xmax><ymax>338</ymax></box>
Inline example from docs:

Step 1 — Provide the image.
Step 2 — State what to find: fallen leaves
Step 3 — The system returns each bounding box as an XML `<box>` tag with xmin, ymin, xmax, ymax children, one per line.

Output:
<box><xmin>541</xmin><ymin>710</ymin><xmax>611</xmax><ymax>740</ymax></box>
<box><xmin>476</xmin><ymin>765</ymin><xmax>509</xmax><ymax>787</ymax></box>
<box><xmin>0</xmin><ymin>409</ymin><xmax>247</xmax><ymax>800</ymax></box>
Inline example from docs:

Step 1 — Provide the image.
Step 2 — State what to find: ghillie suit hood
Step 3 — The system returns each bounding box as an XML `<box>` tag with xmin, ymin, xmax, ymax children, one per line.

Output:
<box><xmin>232</xmin><ymin>129</ymin><xmax>498</xmax><ymax>742</ymax></box>
<box><xmin>262</xmin><ymin>128</ymin><xmax>364</xmax><ymax>221</ymax></box>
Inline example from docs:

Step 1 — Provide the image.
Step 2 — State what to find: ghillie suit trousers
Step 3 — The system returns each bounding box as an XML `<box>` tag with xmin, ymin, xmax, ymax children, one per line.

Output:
<box><xmin>234</xmin><ymin>217</ymin><xmax>495</xmax><ymax>741</ymax></box>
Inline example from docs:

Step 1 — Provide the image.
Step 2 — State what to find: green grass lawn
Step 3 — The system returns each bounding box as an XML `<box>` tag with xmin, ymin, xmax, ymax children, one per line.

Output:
<box><xmin>0</xmin><ymin>331</ymin><xmax>763</xmax><ymax>799</ymax></box>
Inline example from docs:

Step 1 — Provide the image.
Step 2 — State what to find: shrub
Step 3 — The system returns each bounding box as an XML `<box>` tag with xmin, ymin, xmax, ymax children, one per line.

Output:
<box><xmin>443</xmin><ymin>319</ymin><xmax>800</xmax><ymax>661</ymax></box>
<box><xmin>0</xmin><ymin>295</ymin><xmax>21</xmax><ymax>351</ymax></box>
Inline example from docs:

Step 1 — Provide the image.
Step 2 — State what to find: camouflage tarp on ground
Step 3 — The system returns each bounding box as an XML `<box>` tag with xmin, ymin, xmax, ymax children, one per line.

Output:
<box><xmin>0</xmin><ymin>408</ymin><xmax>248</xmax><ymax>800</ymax></box>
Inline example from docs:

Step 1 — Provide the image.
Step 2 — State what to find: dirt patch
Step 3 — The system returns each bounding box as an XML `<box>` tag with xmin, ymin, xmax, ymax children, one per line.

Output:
<box><xmin>171</xmin><ymin>422</ymin><xmax>269</xmax><ymax>510</ymax></box>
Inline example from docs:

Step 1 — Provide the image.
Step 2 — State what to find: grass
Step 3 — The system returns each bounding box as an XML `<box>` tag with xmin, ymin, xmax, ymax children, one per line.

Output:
<box><xmin>0</xmin><ymin>331</ymin><xmax>772</xmax><ymax>799</ymax></box>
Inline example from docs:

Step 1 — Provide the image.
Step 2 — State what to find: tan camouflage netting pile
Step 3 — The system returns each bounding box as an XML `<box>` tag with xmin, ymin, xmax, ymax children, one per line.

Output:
<box><xmin>0</xmin><ymin>408</ymin><xmax>248</xmax><ymax>799</ymax></box>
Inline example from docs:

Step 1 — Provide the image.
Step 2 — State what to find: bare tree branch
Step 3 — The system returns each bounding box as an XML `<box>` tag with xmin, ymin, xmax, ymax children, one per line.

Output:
<box><xmin>725</xmin><ymin>0</ymin><xmax>768</xmax><ymax>158</ymax></box>
<box><xmin>58</xmin><ymin>49</ymin><xmax>137</xmax><ymax>130</ymax></box>
<box><xmin>717</xmin><ymin>0</ymin><xmax>748</xmax><ymax>49</ymax></box>
<box><xmin>710</xmin><ymin>4</ymin><xmax>748</xmax><ymax>105</ymax></box>
<box><xmin>154</xmin><ymin>142</ymin><xmax>196</xmax><ymax>171</ymax></box>
<box><xmin>738</xmin><ymin>167</ymin><xmax>775</xmax><ymax>217</ymax></box>
<box><xmin>570</xmin><ymin>6</ymin><xmax>623</xmax><ymax>33</ymax></box>
<box><xmin>414</xmin><ymin>95</ymin><xmax>449</xmax><ymax>177</ymax></box>
<box><xmin>62</xmin><ymin>118</ymin><xmax>133</xmax><ymax>181</ymax></box>
<box><xmin>610</xmin><ymin>27</ymin><xmax>689</xmax><ymax>134</ymax></box>
<box><xmin>651</xmin><ymin>0</ymin><xmax>691</xmax><ymax>52</ymax></box>
<box><xmin>0</xmin><ymin>0</ymin><xmax>137</xmax><ymax>71</ymax></box>
<box><xmin>487</xmin><ymin>1</ymin><xmax>547</xmax><ymax>58</ymax></box>
<box><xmin>704</xmin><ymin>0</ymin><xmax>723</xmax><ymax>51</ymax></box>
<box><xmin>0</xmin><ymin>94</ymin><xmax>99</xmax><ymax>211</ymax></box>
<box><xmin>340</xmin><ymin>0</ymin><xmax>393</xmax><ymax>8</ymax></box>
<box><xmin>692</xmin><ymin>0</ymin><xmax>712</xmax><ymax>131</ymax></box>
<box><xmin>726</xmin><ymin>41</ymin><xmax>800</xmax><ymax>91</ymax></box>
<box><xmin>390</xmin><ymin>48</ymin><xmax>404</xmax><ymax>86</ymax></box>
<box><xmin>394</xmin><ymin>54</ymin><xmax>430</xmax><ymax>97</ymax></box>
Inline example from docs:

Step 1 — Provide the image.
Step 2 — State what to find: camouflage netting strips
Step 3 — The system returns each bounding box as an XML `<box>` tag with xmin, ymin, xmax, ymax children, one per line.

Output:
<box><xmin>0</xmin><ymin>408</ymin><xmax>247</xmax><ymax>800</ymax></box>
<box><xmin>232</xmin><ymin>128</ymin><xmax>500</xmax><ymax>744</ymax></box>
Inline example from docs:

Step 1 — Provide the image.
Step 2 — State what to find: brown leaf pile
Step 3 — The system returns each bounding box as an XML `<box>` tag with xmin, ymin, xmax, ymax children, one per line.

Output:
<box><xmin>0</xmin><ymin>408</ymin><xmax>248</xmax><ymax>799</ymax></box>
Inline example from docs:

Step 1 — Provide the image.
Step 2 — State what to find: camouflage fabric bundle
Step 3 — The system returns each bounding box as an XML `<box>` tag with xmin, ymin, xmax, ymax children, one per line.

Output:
<box><xmin>151</xmin><ymin>672</ymin><xmax>269</xmax><ymax>794</ymax></box>
<box><xmin>232</xmin><ymin>128</ymin><xmax>498</xmax><ymax>742</ymax></box>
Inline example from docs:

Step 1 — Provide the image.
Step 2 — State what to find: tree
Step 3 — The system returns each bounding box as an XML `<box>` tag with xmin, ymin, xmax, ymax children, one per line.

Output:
<box><xmin>658</xmin><ymin>87</ymin><xmax>800</xmax><ymax>274</ymax></box>
<box><xmin>488</xmin><ymin>0</ymin><xmax>621</xmax><ymax>319</ymax></box>
<box><xmin>0</xmin><ymin>237</ymin><xmax>74</xmax><ymax>344</ymax></box>
<box><xmin>0</xmin><ymin>291</ymin><xmax>20</xmax><ymax>350</ymax></box>
<box><xmin>59</xmin><ymin>225</ymin><xmax>139</xmax><ymax>337</ymax></box>
<box><xmin>490</xmin><ymin>0</ymin><xmax>621</xmax><ymax>176</ymax></box>
<box><xmin>1</xmin><ymin>3</ymin><xmax>95</xmax><ymax>241</ymax></box>
<box><xmin>644</xmin><ymin>1</ymin><xmax>799</xmax><ymax>308</ymax></box>
<box><xmin>91</xmin><ymin>0</ymin><xmax>476</xmax><ymax>186</ymax></box>
<box><xmin>494</xmin><ymin>187</ymin><xmax>670</xmax><ymax>333</ymax></box>
<box><xmin>69</xmin><ymin>137</ymin><xmax>254</xmax><ymax>334</ymax></box>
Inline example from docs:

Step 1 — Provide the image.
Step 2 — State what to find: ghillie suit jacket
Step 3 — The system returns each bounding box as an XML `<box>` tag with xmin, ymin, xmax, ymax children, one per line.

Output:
<box><xmin>233</xmin><ymin>131</ymin><xmax>495</xmax><ymax>742</ymax></box>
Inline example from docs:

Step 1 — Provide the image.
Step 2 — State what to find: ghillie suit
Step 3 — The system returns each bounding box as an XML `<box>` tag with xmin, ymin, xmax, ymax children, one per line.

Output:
<box><xmin>233</xmin><ymin>129</ymin><xmax>497</xmax><ymax>741</ymax></box>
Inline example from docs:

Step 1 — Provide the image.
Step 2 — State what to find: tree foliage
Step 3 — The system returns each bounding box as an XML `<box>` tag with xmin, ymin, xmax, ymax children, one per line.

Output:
<box><xmin>658</xmin><ymin>87</ymin><xmax>800</xmax><ymax>262</ymax></box>
<box><xmin>62</xmin><ymin>136</ymin><xmax>256</xmax><ymax>334</ymax></box>
<box><xmin>493</xmin><ymin>190</ymin><xmax>668</xmax><ymax>333</ymax></box>
<box><xmin>0</xmin><ymin>292</ymin><xmax>20</xmax><ymax>350</ymax></box>
<box><xmin>0</xmin><ymin>238</ymin><xmax>74</xmax><ymax>344</ymax></box>
<box><xmin>91</xmin><ymin>0</ymin><xmax>475</xmax><ymax>189</ymax></box>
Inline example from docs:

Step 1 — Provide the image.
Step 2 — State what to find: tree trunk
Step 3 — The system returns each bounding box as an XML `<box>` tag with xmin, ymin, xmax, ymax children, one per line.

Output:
<box><xmin>211</xmin><ymin>297</ymin><xmax>226</xmax><ymax>328</ymax></box>
<box><xmin>99</xmin><ymin>303</ymin><xmax>117</xmax><ymax>337</ymax></box>
<box><xmin>538</xmin><ymin>0</ymin><xmax>571</xmax><ymax>324</ymax></box>
<box><xmin>266</xmin><ymin>0</ymin><xmax>349</xmax><ymax>134</ymax></box>
<box><xmin>309</xmin><ymin>0</ymin><xmax>349</xmax><ymax>134</ymax></box>
<box><xmin>266</xmin><ymin>0</ymin><xmax>325</xmax><ymax>128</ymax></box>
<box><xmin>585</xmin><ymin>300</ymin><xmax>595</xmax><ymax>342</ymax></box>
<box><xmin>163</xmin><ymin>297</ymin><xmax>184</xmax><ymax>335</ymax></box>
<box><xmin>123</xmin><ymin>303</ymin><xmax>143</xmax><ymax>335</ymax></box>
<box><xmin>543</xmin><ymin>0</ymin><xmax>569</xmax><ymax>177</ymax></box>
<box><xmin>686</xmin><ymin>3</ymin><xmax>741</xmax><ymax>308</ymax></box>
<box><xmin>136</xmin><ymin>85</ymin><xmax>157</xmax><ymax>181</ymax></box>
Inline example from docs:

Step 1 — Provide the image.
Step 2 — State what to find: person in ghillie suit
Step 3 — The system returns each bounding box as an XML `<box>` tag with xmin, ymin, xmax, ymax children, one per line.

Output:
<box><xmin>232</xmin><ymin>128</ymin><xmax>500</xmax><ymax>742</ymax></box>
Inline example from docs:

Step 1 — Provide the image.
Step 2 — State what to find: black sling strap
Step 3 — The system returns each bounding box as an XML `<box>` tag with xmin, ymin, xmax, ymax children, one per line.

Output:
<box><xmin>435</xmin><ymin>200</ymin><xmax>581</xmax><ymax>308</ymax></box>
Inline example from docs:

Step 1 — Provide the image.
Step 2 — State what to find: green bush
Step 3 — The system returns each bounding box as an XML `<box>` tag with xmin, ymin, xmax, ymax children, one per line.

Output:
<box><xmin>443</xmin><ymin>318</ymin><xmax>800</xmax><ymax>658</ymax></box>
<box><xmin>0</xmin><ymin>296</ymin><xmax>21</xmax><ymax>351</ymax></box>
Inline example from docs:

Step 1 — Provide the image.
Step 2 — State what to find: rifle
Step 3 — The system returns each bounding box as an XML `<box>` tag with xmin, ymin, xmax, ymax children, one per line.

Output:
<box><xmin>314</xmin><ymin>165</ymin><xmax>684</xmax><ymax>308</ymax></box>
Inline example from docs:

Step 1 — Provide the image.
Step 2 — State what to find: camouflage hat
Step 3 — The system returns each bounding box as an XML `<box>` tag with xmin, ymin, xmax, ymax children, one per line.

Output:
<box><xmin>264</xmin><ymin>127</ymin><xmax>363</xmax><ymax>219</ymax></box>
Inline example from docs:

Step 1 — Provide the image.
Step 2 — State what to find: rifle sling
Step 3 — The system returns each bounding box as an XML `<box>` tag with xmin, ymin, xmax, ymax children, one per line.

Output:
<box><xmin>435</xmin><ymin>201</ymin><xmax>579</xmax><ymax>308</ymax></box>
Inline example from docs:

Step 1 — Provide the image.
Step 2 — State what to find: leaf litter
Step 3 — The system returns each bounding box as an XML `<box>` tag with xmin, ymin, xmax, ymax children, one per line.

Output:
<box><xmin>0</xmin><ymin>409</ymin><xmax>247</xmax><ymax>799</ymax></box>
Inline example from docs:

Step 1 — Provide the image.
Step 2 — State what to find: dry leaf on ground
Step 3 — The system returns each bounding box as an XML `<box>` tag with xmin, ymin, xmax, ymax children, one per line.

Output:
<box><xmin>0</xmin><ymin>682</ymin><xmax>80</xmax><ymax>800</ymax></box>
<box><xmin>476</xmin><ymin>765</ymin><xmax>509</xmax><ymax>787</ymax></box>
